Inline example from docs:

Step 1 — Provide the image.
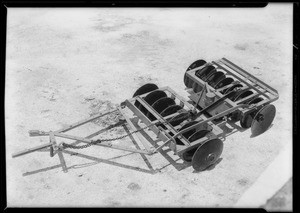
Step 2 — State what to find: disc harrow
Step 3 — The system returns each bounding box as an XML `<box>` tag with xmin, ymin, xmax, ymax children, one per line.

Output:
<box><xmin>12</xmin><ymin>58</ymin><xmax>279</xmax><ymax>174</ymax></box>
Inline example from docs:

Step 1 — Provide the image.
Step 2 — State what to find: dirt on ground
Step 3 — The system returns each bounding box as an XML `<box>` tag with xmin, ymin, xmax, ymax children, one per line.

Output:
<box><xmin>6</xmin><ymin>4</ymin><xmax>293</xmax><ymax>207</ymax></box>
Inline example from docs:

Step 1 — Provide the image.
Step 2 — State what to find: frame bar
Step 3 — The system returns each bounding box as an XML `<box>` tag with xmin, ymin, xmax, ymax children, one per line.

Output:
<box><xmin>12</xmin><ymin>142</ymin><xmax>53</xmax><ymax>158</ymax></box>
<box><xmin>54</xmin><ymin>132</ymin><xmax>150</xmax><ymax>155</ymax></box>
<box><xmin>220</xmin><ymin>58</ymin><xmax>279</xmax><ymax>96</ymax></box>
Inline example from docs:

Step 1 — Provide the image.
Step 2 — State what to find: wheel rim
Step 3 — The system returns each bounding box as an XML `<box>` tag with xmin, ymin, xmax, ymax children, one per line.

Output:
<box><xmin>251</xmin><ymin>104</ymin><xmax>276</xmax><ymax>137</ymax></box>
<box><xmin>192</xmin><ymin>138</ymin><xmax>223</xmax><ymax>171</ymax></box>
<box><xmin>182</xmin><ymin>130</ymin><xmax>211</xmax><ymax>162</ymax></box>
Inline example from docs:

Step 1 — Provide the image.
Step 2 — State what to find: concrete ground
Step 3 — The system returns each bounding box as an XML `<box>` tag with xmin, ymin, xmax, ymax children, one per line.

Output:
<box><xmin>5</xmin><ymin>4</ymin><xmax>293</xmax><ymax>207</ymax></box>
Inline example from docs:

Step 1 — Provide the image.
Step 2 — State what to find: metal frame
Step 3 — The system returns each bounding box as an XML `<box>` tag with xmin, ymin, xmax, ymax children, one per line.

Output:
<box><xmin>12</xmin><ymin>86</ymin><xmax>235</xmax><ymax>172</ymax></box>
<box><xmin>185</xmin><ymin>58</ymin><xmax>279</xmax><ymax>116</ymax></box>
<box><xmin>12</xmin><ymin>58</ymin><xmax>279</xmax><ymax>174</ymax></box>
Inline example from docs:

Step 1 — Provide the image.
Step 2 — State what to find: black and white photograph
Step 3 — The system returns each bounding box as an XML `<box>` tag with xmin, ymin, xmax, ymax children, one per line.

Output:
<box><xmin>5</xmin><ymin>3</ymin><xmax>293</xmax><ymax>209</ymax></box>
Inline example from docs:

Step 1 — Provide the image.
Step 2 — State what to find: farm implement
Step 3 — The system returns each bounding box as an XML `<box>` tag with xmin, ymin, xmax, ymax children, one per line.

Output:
<box><xmin>12</xmin><ymin>58</ymin><xmax>279</xmax><ymax>174</ymax></box>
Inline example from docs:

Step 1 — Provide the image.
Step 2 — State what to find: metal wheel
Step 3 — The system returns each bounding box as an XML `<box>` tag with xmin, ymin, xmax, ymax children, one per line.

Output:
<box><xmin>182</xmin><ymin>130</ymin><xmax>211</xmax><ymax>162</ymax></box>
<box><xmin>247</xmin><ymin>97</ymin><xmax>264</xmax><ymax>105</ymax></box>
<box><xmin>146</xmin><ymin>97</ymin><xmax>175</xmax><ymax>121</ymax></box>
<box><xmin>240</xmin><ymin>110</ymin><xmax>257</xmax><ymax>129</ymax></box>
<box><xmin>192</xmin><ymin>82</ymin><xmax>203</xmax><ymax>93</ymax></box>
<box><xmin>133</xmin><ymin>83</ymin><xmax>158</xmax><ymax>109</ymax></box>
<box><xmin>133</xmin><ymin>83</ymin><xmax>158</xmax><ymax>97</ymax></box>
<box><xmin>215</xmin><ymin>77</ymin><xmax>234</xmax><ymax>90</ymax></box>
<box><xmin>251</xmin><ymin>104</ymin><xmax>276</xmax><ymax>137</ymax></box>
<box><xmin>184</xmin><ymin>59</ymin><xmax>206</xmax><ymax>88</ymax></box>
<box><xmin>192</xmin><ymin>138</ymin><xmax>223</xmax><ymax>171</ymax></box>
<box><xmin>151</xmin><ymin>97</ymin><xmax>176</xmax><ymax>114</ymax></box>
<box><xmin>176</xmin><ymin>121</ymin><xmax>198</xmax><ymax>145</ymax></box>
<box><xmin>160</xmin><ymin>104</ymin><xmax>182</xmax><ymax>117</ymax></box>
<box><xmin>223</xmin><ymin>83</ymin><xmax>243</xmax><ymax>95</ymax></box>
<box><xmin>207</xmin><ymin>72</ymin><xmax>225</xmax><ymax>88</ymax></box>
<box><xmin>138</xmin><ymin>90</ymin><xmax>167</xmax><ymax>115</ymax></box>
<box><xmin>184</xmin><ymin>76</ymin><xmax>194</xmax><ymax>88</ymax></box>
<box><xmin>202</xmin><ymin>67</ymin><xmax>217</xmax><ymax>82</ymax></box>
<box><xmin>196</xmin><ymin>65</ymin><xmax>216</xmax><ymax>80</ymax></box>
<box><xmin>233</xmin><ymin>90</ymin><xmax>254</xmax><ymax>102</ymax></box>
<box><xmin>169</xmin><ymin>112</ymin><xmax>190</xmax><ymax>127</ymax></box>
<box><xmin>186</xmin><ymin>60</ymin><xmax>207</xmax><ymax>71</ymax></box>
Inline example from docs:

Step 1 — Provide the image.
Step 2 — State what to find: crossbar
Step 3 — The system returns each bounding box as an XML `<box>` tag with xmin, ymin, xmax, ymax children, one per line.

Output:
<box><xmin>12</xmin><ymin>143</ymin><xmax>53</xmax><ymax>158</ymax></box>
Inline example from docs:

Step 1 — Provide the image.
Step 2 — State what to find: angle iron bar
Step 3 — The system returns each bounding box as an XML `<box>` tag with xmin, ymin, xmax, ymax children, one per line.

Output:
<box><xmin>130</xmin><ymin>115</ymin><xmax>171</xmax><ymax>152</ymax></box>
<box><xmin>50</xmin><ymin>132</ymin><xmax>68</xmax><ymax>172</ymax></box>
<box><xmin>185</xmin><ymin>63</ymin><xmax>208</xmax><ymax>75</ymax></box>
<box><xmin>215</xmin><ymin>82</ymin><xmax>237</xmax><ymax>93</ymax></box>
<box><xmin>164</xmin><ymin>86</ymin><xmax>196</xmax><ymax>111</ymax></box>
<box><xmin>187</xmin><ymin>71</ymin><xmax>219</xmax><ymax>95</ymax></box>
<box><xmin>54</xmin><ymin>132</ymin><xmax>150</xmax><ymax>155</ymax></box>
<box><xmin>235</xmin><ymin>93</ymin><xmax>261</xmax><ymax>105</ymax></box>
<box><xmin>125</xmin><ymin>99</ymin><xmax>164</xmax><ymax>137</ymax></box>
<box><xmin>117</xmin><ymin>106</ymin><xmax>152</xmax><ymax>152</ymax></box>
<box><xmin>29</xmin><ymin>130</ymin><xmax>50</xmax><ymax>137</ymax></box>
<box><xmin>211</xmin><ymin>61</ymin><xmax>270</xmax><ymax>99</ymax></box>
<box><xmin>220</xmin><ymin>58</ymin><xmax>279</xmax><ymax>96</ymax></box>
<box><xmin>176</xmin><ymin>135</ymin><xmax>211</xmax><ymax>155</ymax></box>
<box><xmin>12</xmin><ymin>142</ymin><xmax>53</xmax><ymax>158</ymax></box>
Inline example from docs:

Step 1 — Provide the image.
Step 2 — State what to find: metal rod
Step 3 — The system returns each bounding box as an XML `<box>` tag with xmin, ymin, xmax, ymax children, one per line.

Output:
<box><xmin>117</xmin><ymin>106</ymin><xmax>151</xmax><ymax>151</ymax></box>
<box><xmin>12</xmin><ymin>143</ymin><xmax>53</xmax><ymax>158</ymax></box>
<box><xmin>235</xmin><ymin>93</ymin><xmax>260</xmax><ymax>105</ymax></box>
<box><xmin>194</xmin><ymin>90</ymin><xmax>236</xmax><ymax>117</ymax></box>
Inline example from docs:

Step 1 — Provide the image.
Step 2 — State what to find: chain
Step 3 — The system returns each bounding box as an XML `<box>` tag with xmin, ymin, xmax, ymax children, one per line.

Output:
<box><xmin>61</xmin><ymin>110</ymin><xmax>193</xmax><ymax>150</ymax></box>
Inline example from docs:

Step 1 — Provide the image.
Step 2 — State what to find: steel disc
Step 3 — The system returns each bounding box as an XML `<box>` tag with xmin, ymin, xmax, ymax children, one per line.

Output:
<box><xmin>233</xmin><ymin>90</ymin><xmax>254</xmax><ymax>102</ymax></box>
<box><xmin>145</xmin><ymin>97</ymin><xmax>175</xmax><ymax>121</ymax></box>
<box><xmin>192</xmin><ymin>82</ymin><xmax>202</xmax><ymax>93</ymax></box>
<box><xmin>182</xmin><ymin>130</ymin><xmax>211</xmax><ymax>162</ymax></box>
<box><xmin>186</xmin><ymin>59</ymin><xmax>207</xmax><ymax>71</ymax></box>
<box><xmin>144</xmin><ymin>90</ymin><xmax>167</xmax><ymax>106</ymax></box>
<box><xmin>215</xmin><ymin>77</ymin><xmax>234</xmax><ymax>89</ymax></box>
<box><xmin>184</xmin><ymin>59</ymin><xmax>206</xmax><ymax>88</ymax></box>
<box><xmin>196</xmin><ymin>65</ymin><xmax>216</xmax><ymax>80</ymax></box>
<box><xmin>210</xmin><ymin>74</ymin><xmax>226</xmax><ymax>88</ymax></box>
<box><xmin>176</xmin><ymin>121</ymin><xmax>198</xmax><ymax>145</ymax></box>
<box><xmin>151</xmin><ymin>97</ymin><xmax>176</xmax><ymax>114</ymax></box>
<box><xmin>133</xmin><ymin>83</ymin><xmax>158</xmax><ymax>97</ymax></box>
<box><xmin>247</xmin><ymin>97</ymin><xmax>264</xmax><ymax>105</ymax></box>
<box><xmin>223</xmin><ymin>83</ymin><xmax>243</xmax><ymax>95</ymax></box>
<box><xmin>138</xmin><ymin>90</ymin><xmax>167</xmax><ymax>115</ymax></box>
<box><xmin>202</xmin><ymin>68</ymin><xmax>217</xmax><ymax>81</ymax></box>
<box><xmin>208</xmin><ymin>72</ymin><xmax>226</xmax><ymax>88</ymax></box>
<box><xmin>192</xmin><ymin>138</ymin><xmax>223</xmax><ymax>171</ymax></box>
<box><xmin>160</xmin><ymin>104</ymin><xmax>182</xmax><ymax>117</ymax></box>
<box><xmin>169</xmin><ymin>112</ymin><xmax>190</xmax><ymax>127</ymax></box>
<box><xmin>240</xmin><ymin>110</ymin><xmax>257</xmax><ymax>129</ymax></box>
<box><xmin>251</xmin><ymin>104</ymin><xmax>276</xmax><ymax>137</ymax></box>
<box><xmin>184</xmin><ymin>74</ymin><xmax>192</xmax><ymax>88</ymax></box>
